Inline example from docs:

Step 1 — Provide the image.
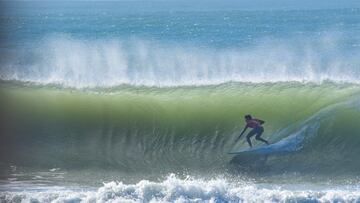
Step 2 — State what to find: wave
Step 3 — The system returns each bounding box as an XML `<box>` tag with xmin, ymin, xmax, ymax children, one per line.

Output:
<box><xmin>1</xmin><ymin>34</ymin><xmax>360</xmax><ymax>87</ymax></box>
<box><xmin>2</xmin><ymin>175</ymin><xmax>360</xmax><ymax>203</ymax></box>
<box><xmin>1</xmin><ymin>82</ymin><xmax>360</xmax><ymax>175</ymax></box>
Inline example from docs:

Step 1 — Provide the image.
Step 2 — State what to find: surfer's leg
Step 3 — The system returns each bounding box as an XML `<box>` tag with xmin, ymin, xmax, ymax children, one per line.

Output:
<box><xmin>255</xmin><ymin>128</ymin><xmax>269</xmax><ymax>145</ymax></box>
<box><xmin>246</xmin><ymin>130</ymin><xmax>256</xmax><ymax>148</ymax></box>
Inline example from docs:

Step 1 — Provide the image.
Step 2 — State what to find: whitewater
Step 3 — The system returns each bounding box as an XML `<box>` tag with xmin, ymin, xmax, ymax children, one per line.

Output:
<box><xmin>1</xmin><ymin>1</ymin><xmax>360</xmax><ymax>202</ymax></box>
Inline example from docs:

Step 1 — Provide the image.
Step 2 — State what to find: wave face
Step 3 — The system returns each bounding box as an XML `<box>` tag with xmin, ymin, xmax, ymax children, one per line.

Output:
<box><xmin>1</xmin><ymin>82</ymin><xmax>360</xmax><ymax>176</ymax></box>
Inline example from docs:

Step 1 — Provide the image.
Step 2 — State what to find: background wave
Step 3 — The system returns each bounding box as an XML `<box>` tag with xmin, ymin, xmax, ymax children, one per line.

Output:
<box><xmin>1</xmin><ymin>34</ymin><xmax>360</xmax><ymax>87</ymax></box>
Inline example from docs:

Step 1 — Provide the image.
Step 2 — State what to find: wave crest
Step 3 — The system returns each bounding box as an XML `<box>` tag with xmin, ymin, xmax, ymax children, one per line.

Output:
<box><xmin>1</xmin><ymin>34</ymin><xmax>360</xmax><ymax>87</ymax></box>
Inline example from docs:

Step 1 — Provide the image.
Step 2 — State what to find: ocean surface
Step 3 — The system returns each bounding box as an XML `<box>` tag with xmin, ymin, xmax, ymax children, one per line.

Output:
<box><xmin>1</xmin><ymin>1</ymin><xmax>360</xmax><ymax>202</ymax></box>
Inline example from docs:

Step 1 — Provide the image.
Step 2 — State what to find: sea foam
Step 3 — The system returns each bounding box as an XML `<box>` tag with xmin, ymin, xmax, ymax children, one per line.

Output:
<box><xmin>2</xmin><ymin>175</ymin><xmax>360</xmax><ymax>203</ymax></box>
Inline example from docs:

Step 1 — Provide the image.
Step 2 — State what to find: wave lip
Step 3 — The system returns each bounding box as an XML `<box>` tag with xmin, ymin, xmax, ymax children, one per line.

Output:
<box><xmin>2</xmin><ymin>175</ymin><xmax>360</xmax><ymax>203</ymax></box>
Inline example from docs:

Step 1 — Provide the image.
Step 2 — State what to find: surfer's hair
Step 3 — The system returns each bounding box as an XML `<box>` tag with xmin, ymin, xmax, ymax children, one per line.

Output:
<box><xmin>245</xmin><ymin>114</ymin><xmax>252</xmax><ymax>119</ymax></box>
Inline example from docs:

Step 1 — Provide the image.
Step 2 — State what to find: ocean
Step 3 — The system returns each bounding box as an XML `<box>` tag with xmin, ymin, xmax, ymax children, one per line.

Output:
<box><xmin>1</xmin><ymin>1</ymin><xmax>360</xmax><ymax>202</ymax></box>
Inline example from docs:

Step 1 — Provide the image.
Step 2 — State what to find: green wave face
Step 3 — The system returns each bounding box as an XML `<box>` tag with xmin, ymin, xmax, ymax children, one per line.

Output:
<box><xmin>1</xmin><ymin>82</ymin><xmax>360</xmax><ymax>175</ymax></box>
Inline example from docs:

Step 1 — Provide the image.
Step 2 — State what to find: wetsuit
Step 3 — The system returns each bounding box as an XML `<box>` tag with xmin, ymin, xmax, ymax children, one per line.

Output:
<box><xmin>246</xmin><ymin>119</ymin><xmax>269</xmax><ymax>147</ymax></box>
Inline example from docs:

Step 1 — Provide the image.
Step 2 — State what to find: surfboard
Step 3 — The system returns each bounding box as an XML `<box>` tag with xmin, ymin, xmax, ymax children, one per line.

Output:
<box><xmin>228</xmin><ymin>144</ymin><xmax>274</xmax><ymax>155</ymax></box>
<box><xmin>228</xmin><ymin>126</ymin><xmax>310</xmax><ymax>156</ymax></box>
<box><xmin>228</xmin><ymin>137</ymin><xmax>303</xmax><ymax>155</ymax></box>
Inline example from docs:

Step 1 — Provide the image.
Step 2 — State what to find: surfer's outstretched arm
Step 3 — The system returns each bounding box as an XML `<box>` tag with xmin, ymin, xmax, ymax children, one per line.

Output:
<box><xmin>235</xmin><ymin>126</ymin><xmax>248</xmax><ymax>142</ymax></box>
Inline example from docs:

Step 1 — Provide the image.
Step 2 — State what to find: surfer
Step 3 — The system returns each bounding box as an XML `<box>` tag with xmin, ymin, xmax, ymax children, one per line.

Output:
<box><xmin>235</xmin><ymin>114</ymin><xmax>269</xmax><ymax>147</ymax></box>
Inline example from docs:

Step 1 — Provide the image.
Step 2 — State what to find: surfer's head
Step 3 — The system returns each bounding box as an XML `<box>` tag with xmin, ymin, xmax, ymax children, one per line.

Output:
<box><xmin>244</xmin><ymin>114</ymin><xmax>252</xmax><ymax>120</ymax></box>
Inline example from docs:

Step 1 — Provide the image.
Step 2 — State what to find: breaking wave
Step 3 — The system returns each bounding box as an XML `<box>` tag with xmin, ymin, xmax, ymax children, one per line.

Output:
<box><xmin>1</xmin><ymin>82</ymin><xmax>360</xmax><ymax>175</ymax></box>
<box><xmin>2</xmin><ymin>175</ymin><xmax>360</xmax><ymax>203</ymax></box>
<box><xmin>1</xmin><ymin>34</ymin><xmax>360</xmax><ymax>87</ymax></box>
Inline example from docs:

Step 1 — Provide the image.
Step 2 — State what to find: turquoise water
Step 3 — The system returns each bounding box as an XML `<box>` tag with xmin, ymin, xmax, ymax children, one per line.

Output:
<box><xmin>1</xmin><ymin>2</ymin><xmax>360</xmax><ymax>202</ymax></box>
